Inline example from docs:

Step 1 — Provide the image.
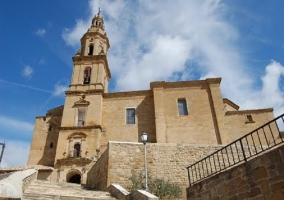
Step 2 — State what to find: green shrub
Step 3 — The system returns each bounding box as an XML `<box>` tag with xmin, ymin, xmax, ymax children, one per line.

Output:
<box><xmin>128</xmin><ymin>172</ymin><xmax>182</xmax><ymax>200</ymax></box>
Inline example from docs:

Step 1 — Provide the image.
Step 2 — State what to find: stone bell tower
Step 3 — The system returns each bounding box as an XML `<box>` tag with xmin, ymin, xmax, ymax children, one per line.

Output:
<box><xmin>53</xmin><ymin>10</ymin><xmax>111</xmax><ymax>183</ymax></box>
<box><xmin>70</xmin><ymin>10</ymin><xmax>111</xmax><ymax>92</ymax></box>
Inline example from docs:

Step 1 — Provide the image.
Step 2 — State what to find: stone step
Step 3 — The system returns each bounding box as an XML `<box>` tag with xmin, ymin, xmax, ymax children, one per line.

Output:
<box><xmin>22</xmin><ymin>193</ymin><xmax>116</xmax><ymax>200</ymax></box>
<box><xmin>22</xmin><ymin>193</ymin><xmax>57</xmax><ymax>200</ymax></box>
<box><xmin>23</xmin><ymin>180</ymin><xmax>117</xmax><ymax>199</ymax></box>
<box><xmin>31</xmin><ymin>180</ymin><xmax>82</xmax><ymax>188</ymax></box>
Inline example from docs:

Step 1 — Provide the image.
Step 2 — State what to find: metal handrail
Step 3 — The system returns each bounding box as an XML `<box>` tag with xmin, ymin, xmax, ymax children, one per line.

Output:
<box><xmin>186</xmin><ymin>113</ymin><xmax>284</xmax><ymax>186</ymax></box>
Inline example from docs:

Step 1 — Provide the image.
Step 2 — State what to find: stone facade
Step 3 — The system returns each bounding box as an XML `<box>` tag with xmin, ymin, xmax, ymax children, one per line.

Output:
<box><xmin>187</xmin><ymin>143</ymin><xmax>284</xmax><ymax>200</ymax></box>
<box><xmin>27</xmin><ymin>11</ymin><xmax>275</xmax><ymax>186</ymax></box>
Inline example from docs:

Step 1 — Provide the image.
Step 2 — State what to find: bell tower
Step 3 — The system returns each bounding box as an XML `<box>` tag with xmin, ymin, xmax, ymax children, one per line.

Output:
<box><xmin>54</xmin><ymin>11</ymin><xmax>111</xmax><ymax>180</ymax></box>
<box><xmin>70</xmin><ymin>10</ymin><xmax>111</xmax><ymax>92</ymax></box>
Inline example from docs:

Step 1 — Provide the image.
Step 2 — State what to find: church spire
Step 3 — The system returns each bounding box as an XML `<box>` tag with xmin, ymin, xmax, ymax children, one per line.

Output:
<box><xmin>90</xmin><ymin>8</ymin><xmax>105</xmax><ymax>32</ymax></box>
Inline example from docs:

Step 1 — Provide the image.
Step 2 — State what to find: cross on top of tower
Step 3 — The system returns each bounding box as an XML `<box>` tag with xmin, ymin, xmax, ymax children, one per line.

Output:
<box><xmin>98</xmin><ymin>7</ymin><xmax>101</xmax><ymax>15</ymax></box>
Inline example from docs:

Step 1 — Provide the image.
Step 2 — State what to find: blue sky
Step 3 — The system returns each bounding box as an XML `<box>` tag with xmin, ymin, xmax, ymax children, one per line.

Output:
<box><xmin>0</xmin><ymin>0</ymin><xmax>284</xmax><ymax>167</ymax></box>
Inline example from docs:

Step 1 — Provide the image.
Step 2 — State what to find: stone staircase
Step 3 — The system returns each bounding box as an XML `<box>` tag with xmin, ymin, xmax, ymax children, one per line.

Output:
<box><xmin>23</xmin><ymin>180</ymin><xmax>117</xmax><ymax>200</ymax></box>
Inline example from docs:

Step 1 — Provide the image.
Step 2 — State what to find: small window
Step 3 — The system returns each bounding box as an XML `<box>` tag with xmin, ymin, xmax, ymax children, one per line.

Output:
<box><xmin>73</xmin><ymin>143</ymin><xmax>81</xmax><ymax>158</ymax></box>
<box><xmin>178</xmin><ymin>99</ymin><xmax>188</xmax><ymax>116</ymax></box>
<box><xmin>88</xmin><ymin>44</ymin><xmax>94</xmax><ymax>55</ymax></box>
<box><xmin>77</xmin><ymin>108</ymin><xmax>86</xmax><ymax>126</ymax></box>
<box><xmin>83</xmin><ymin>67</ymin><xmax>91</xmax><ymax>84</ymax></box>
<box><xmin>246</xmin><ymin>115</ymin><xmax>254</xmax><ymax>123</ymax></box>
<box><xmin>126</xmin><ymin>108</ymin><xmax>135</xmax><ymax>124</ymax></box>
<box><xmin>50</xmin><ymin>142</ymin><xmax>53</xmax><ymax>148</ymax></box>
<box><xmin>48</xmin><ymin>125</ymin><xmax>52</xmax><ymax>132</ymax></box>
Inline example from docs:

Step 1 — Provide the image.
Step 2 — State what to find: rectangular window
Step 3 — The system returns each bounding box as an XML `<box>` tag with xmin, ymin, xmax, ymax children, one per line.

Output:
<box><xmin>178</xmin><ymin>99</ymin><xmax>188</xmax><ymax>116</ymax></box>
<box><xmin>126</xmin><ymin>108</ymin><xmax>135</xmax><ymax>124</ymax></box>
<box><xmin>247</xmin><ymin>115</ymin><xmax>253</xmax><ymax>122</ymax></box>
<box><xmin>77</xmin><ymin>108</ymin><xmax>86</xmax><ymax>126</ymax></box>
<box><xmin>245</xmin><ymin>114</ymin><xmax>254</xmax><ymax>123</ymax></box>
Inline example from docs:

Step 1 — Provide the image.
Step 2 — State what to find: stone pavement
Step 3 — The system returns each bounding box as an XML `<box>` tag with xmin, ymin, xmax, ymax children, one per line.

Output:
<box><xmin>23</xmin><ymin>180</ymin><xmax>117</xmax><ymax>200</ymax></box>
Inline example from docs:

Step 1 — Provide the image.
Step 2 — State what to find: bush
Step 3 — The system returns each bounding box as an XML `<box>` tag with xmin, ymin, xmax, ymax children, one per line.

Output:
<box><xmin>128</xmin><ymin>172</ymin><xmax>182</xmax><ymax>200</ymax></box>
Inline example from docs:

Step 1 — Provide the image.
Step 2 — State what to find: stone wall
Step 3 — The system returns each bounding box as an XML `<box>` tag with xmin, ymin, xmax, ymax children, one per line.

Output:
<box><xmin>28</xmin><ymin>108</ymin><xmax>62</xmax><ymax>166</ymax></box>
<box><xmin>87</xmin><ymin>142</ymin><xmax>224</xmax><ymax>196</ymax></box>
<box><xmin>222</xmin><ymin>109</ymin><xmax>275</xmax><ymax>144</ymax></box>
<box><xmin>86</xmin><ymin>146</ymin><xmax>109</xmax><ymax>190</ymax></box>
<box><xmin>103</xmin><ymin>91</ymin><xmax>156</xmax><ymax>145</ymax></box>
<box><xmin>187</xmin><ymin>143</ymin><xmax>284</xmax><ymax>199</ymax></box>
<box><xmin>22</xmin><ymin>170</ymin><xmax>37</xmax><ymax>193</ymax></box>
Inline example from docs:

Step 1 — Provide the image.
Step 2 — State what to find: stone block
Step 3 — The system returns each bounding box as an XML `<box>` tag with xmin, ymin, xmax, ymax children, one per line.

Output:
<box><xmin>270</xmin><ymin>180</ymin><xmax>284</xmax><ymax>193</ymax></box>
<box><xmin>250</xmin><ymin>187</ymin><xmax>261</xmax><ymax>198</ymax></box>
<box><xmin>108</xmin><ymin>184</ymin><xmax>130</xmax><ymax>200</ymax></box>
<box><xmin>252</xmin><ymin>167</ymin><xmax>267</xmax><ymax>180</ymax></box>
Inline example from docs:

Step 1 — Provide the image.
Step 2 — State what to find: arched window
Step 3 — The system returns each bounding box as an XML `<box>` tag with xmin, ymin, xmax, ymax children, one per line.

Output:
<box><xmin>73</xmin><ymin>143</ymin><xmax>81</xmax><ymax>158</ymax></box>
<box><xmin>50</xmin><ymin>142</ymin><xmax>53</xmax><ymax>148</ymax></box>
<box><xmin>88</xmin><ymin>44</ymin><xmax>94</xmax><ymax>56</ymax></box>
<box><xmin>83</xmin><ymin>67</ymin><xmax>91</xmax><ymax>84</ymax></box>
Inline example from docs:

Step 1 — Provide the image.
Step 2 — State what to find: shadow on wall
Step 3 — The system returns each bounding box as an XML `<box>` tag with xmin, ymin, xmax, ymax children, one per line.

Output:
<box><xmin>136</xmin><ymin>96</ymin><xmax>156</xmax><ymax>143</ymax></box>
<box><xmin>38</xmin><ymin>106</ymin><xmax>63</xmax><ymax>166</ymax></box>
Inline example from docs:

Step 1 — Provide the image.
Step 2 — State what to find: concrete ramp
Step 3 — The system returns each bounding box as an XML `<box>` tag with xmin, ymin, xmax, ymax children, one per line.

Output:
<box><xmin>0</xmin><ymin>169</ymin><xmax>36</xmax><ymax>199</ymax></box>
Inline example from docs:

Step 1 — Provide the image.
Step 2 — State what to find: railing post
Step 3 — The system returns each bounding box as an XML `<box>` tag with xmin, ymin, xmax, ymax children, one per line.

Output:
<box><xmin>239</xmin><ymin>139</ymin><xmax>247</xmax><ymax>162</ymax></box>
<box><xmin>187</xmin><ymin>167</ymin><xmax>191</xmax><ymax>186</ymax></box>
<box><xmin>185</xmin><ymin>113</ymin><xmax>284</xmax><ymax>186</ymax></box>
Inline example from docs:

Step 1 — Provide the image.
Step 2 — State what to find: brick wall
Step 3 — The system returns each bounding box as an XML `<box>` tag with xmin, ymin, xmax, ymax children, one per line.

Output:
<box><xmin>187</xmin><ymin>143</ymin><xmax>284</xmax><ymax>199</ymax></box>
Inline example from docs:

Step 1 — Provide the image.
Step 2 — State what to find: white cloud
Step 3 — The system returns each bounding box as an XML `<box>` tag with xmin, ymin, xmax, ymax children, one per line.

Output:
<box><xmin>39</xmin><ymin>58</ymin><xmax>46</xmax><ymax>65</ymax></box>
<box><xmin>52</xmin><ymin>83</ymin><xmax>69</xmax><ymax>97</ymax></box>
<box><xmin>0</xmin><ymin>115</ymin><xmax>34</xmax><ymax>134</ymax></box>
<box><xmin>62</xmin><ymin>20</ymin><xmax>88</xmax><ymax>47</ymax></box>
<box><xmin>0</xmin><ymin>79</ymin><xmax>51</xmax><ymax>94</ymax></box>
<box><xmin>0</xmin><ymin>139</ymin><xmax>30</xmax><ymax>167</ymax></box>
<box><xmin>36</xmin><ymin>29</ymin><xmax>46</xmax><ymax>37</ymax></box>
<box><xmin>242</xmin><ymin>61</ymin><xmax>284</xmax><ymax>117</ymax></box>
<box><xmin>22</xmin><ymin>65</ymin><xmax>34</xmax><ymax>79</ymax></box>
<box><xmin>62</xmin><ymin>0</ymin><xmax>284</xmax><ymax>117</ymax></box>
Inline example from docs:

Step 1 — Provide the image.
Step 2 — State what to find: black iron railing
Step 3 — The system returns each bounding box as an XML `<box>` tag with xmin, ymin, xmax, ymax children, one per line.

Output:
<box><xmin>186</xmin><ymin>113</ymin><xmax>284</xmax><ymax>186</ymax></box>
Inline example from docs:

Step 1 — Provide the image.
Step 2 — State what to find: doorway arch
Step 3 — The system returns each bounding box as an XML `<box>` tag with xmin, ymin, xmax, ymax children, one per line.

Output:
<box><xmin>66</xmin><ymin>170</ymin><xmax>81</xmax><ymax>184</ymax></box>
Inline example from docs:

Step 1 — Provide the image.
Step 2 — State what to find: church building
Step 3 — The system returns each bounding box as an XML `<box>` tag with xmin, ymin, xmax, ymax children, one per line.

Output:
<box><xmin>27</xmin><ymin>12</ymin><xmax>274</xmax><ymax>184</ymax></box>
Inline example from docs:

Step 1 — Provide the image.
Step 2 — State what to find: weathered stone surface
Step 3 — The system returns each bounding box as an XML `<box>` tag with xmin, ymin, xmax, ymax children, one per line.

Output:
<box><xmin>187</xmin><ymin>144</ymin><xmax>284</xmax><ymax>200</ymax></box>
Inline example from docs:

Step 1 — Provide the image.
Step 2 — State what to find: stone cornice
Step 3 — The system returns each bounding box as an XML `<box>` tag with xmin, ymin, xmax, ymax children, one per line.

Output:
<box><xmin>65</xmin><ymin>89</ymin><xmax>104</xmax><ymax>96</ymax></box>
<box><xmin>104</xmin><ymin>90</ymin><xmax>152</xmax><ymax>98</ymax></box>
<box><xmin>150</xmin><ymin>78</ymin><xmax>222</xmax><ymax>90</ymax></box>
<box><xmin>60</xmin><ymin>125</ymin><xmax>102</xmax><ymax>131</ymax></box>
<box><xmin>56</xmin><ymin>157</ymin><xmax>92</xmax><ymax>165</ymax></box>
<box><xmin>225</xmin><ymin>108</ymin><xmax>274</xmax><ymax>116</ymax></box>
<box><xmin>223</xmin><ymin>98</ymin><xmax>240</xmax><ymax>110</ymax></box>
<box><xmin>72</xmin><ymin>55</ymin><xmax>111</xmax><ymax>79</ymax></box>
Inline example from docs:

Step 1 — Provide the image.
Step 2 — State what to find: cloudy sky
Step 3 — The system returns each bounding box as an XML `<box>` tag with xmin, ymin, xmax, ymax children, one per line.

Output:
<box><xmin>0</xmin><ymin>0</ymin><xmax>283</xmax><ymax>167</ymax></box>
